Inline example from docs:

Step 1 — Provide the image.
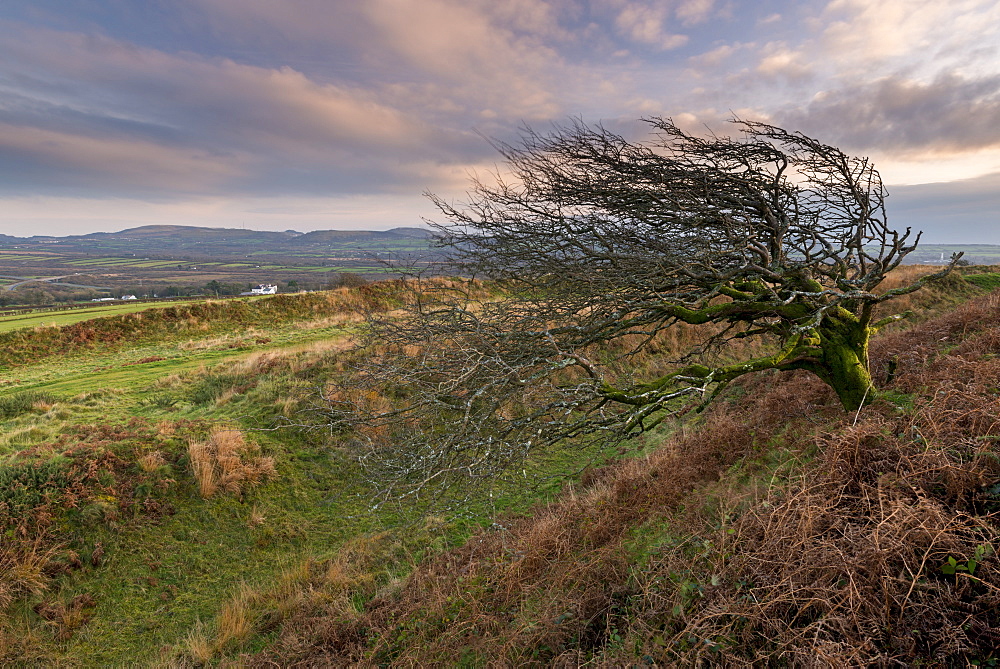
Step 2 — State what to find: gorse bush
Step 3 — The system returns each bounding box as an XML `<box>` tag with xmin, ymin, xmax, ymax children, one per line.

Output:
<box><xmin>0</xmin><ymin>391</ymin><xmax>57</xmax><ymax>420</ymax></box>
<box><xmin>0</xmin><ymin>459</ymin><xmax>71</xmax><ymax>515</ymax></box>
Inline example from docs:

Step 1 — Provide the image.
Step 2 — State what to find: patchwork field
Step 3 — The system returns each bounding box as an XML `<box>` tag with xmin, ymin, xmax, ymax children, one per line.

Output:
<box><xmin>0</xmin><ymin>227</ymin><xmax>437</xmax><ymax>304</ymax></box>
<box><xmin>0</xmin><ymin>250</ymin><xmax>392</xmax><ymax>297</ymax></box>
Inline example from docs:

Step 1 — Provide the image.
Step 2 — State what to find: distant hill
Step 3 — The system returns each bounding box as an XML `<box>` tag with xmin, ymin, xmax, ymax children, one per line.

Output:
<box><xmin>5</xmin><ymin>226</ymin><xmax>998</xmax><ymax>266</ymax></box>
<box><xmin>0</xmin><ymin>225</ymin><xmax>434</xmax><ymax>260</ymax></box>
<box><xmin>385</xmin><ymin>227</ymin><xmax>434</xmax><ymax>238</ymax></box>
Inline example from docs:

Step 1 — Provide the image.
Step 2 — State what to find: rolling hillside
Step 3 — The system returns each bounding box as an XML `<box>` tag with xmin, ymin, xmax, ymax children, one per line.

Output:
<box><xmin>0</xmin><ymin>271</ymin><xmax>998</xmax><ymax>665</ymax></box>
<box><xmin>240</xmin><ymin>280</ymin><xmax>1000</xmax><ymax>666</ymax></box>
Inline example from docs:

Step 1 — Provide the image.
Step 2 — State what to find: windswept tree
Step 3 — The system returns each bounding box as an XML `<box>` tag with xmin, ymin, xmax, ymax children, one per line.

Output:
<box><xmin>337</xmin><ymin>117</ymin><xmax>958</xmax><ymax>498</ymax></box>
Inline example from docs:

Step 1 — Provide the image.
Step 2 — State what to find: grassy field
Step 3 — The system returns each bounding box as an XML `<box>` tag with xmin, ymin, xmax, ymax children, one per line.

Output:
<box><xmin>0</xmin><ymin>270</ymin><xmax>992</xmax><ymax>665</ymax></box>
<box><xmin>0</xmin><ymin>283</ymin><xmax>616</xmax><ymax>665</ymax></box>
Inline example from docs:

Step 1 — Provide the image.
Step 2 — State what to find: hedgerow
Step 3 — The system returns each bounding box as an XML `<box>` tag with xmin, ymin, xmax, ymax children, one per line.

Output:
<box><xmin>0</xmin><ymin>283</ymin><xmax>406</xmax><ymax>369</ymax></box>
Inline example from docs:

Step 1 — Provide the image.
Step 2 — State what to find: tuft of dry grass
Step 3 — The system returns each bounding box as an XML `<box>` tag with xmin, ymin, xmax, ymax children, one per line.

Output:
<box><xmin>181</xmin><ymin>621</ymin><xmax>214</xmax><ymax>665</ymax></box>
<box><xmin>33</xmin><ymin>593</ymin><xmax>97</xmax><ymax>642</ymax></box>
<box><xmin>187</xmin><ymin>427</ymin><xmax>277</xmax><ymax>499</ymax></box>
<box><xmin>153</xmin><ymin>373</ymin><xmax>185</xmax><ymax>390</ymax></box>
<box><xmin>0</xmin><ymin>542</ymin><xmax>54</xmax><ymax>611</ymax></box>
<box><xmin>171</xmin><ymin>556</ymin><xmax>342</xmax><ymax>664</ymax></box>
<box><xmin>137</xmin><ymin>450</ymin><xmax>166</xmax><ymax>473</ymax></box>
<box><xmin>213</xmin><ymin>583</ymin><xmax>257</xmax><ymax>650</ymax></box>
<box><xmin>247</xmin><ymin>505</ymin><xmax>266</xmax><ymax>528</ymax></box>
<box><xmin>156</xmin><ymin>420</ymin><xmax>178</xmax><ymax>436</ymax></box>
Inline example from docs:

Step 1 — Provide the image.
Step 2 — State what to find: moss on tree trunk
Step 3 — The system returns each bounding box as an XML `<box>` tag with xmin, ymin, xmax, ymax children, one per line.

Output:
<box><xmin>811</xmin><ymin>314</ymin><xmax>875</xmax><ymax>412</ymax></box>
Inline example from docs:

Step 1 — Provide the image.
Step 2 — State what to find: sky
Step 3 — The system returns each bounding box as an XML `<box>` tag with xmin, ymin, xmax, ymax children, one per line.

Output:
<box><xmin>0</xmin><ymin>0</ymin><xmax>999</xmax><ymax>242</ymax></box>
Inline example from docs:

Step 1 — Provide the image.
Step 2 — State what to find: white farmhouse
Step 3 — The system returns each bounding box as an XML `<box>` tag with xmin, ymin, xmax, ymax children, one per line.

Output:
<box><xmin>247</xmin><ymin>284</ymin><xmax>277</xmax><ymax>295</ymax></box>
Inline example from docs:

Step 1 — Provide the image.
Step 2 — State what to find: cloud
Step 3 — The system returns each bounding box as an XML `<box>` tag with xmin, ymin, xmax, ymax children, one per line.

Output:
<box><xmin>675</xmin><ymin>0</ymin><xmax>717</xmax><ymax>25</ymax></box>
<box><xmin>0</xmin><ymin>22</ymin><xmax>488</xmax><ymax>197</ymax></box>
<box><xmin>826</xmin><ymin>0</ymin><xmax>997</xmax><ymax>54</ymax></box>
<box><xmin>774</xmin><ymin>72</ymin><xmax>1000</xmax><ymax>155</ymax></box>
<box><xmin>606</xmin><ymin>0</ymin><xmax>721</xmax><ymax>50</ymax></box>
<box><xmin>183</xmin><ymin>0</ymin><xmax>573</xmax><ymax>120</ymax></box>
<box><xmin>687</xmin><ymin>43</ymin><xmax>740</xmax><ymax>68</ymax></box>
<box><xmin>3</xmin><ymin>0</ymin><xmax>1000</xmax><ymax>240</ymax></box>
<box><xmin>755</xmin><ymin>42</ymin><xmax>811</xmax><ymax>81</ymax></box>
<box><xmin>0</xmin><ymin>121</ymin><xmax>244</xmax><ymax>194</ymax></box>
<box><xmin>818</xmin><ymin>0</ymin><xmax>1000</xmax><ymax>76</ymax></box>
<box><xmin>361</xmin><ymin>0</ymin><xmax>563</xmax><ymax>116</ymax></box>
<box><xmin>614</xmin><ymin>4</ymin><xmax>688</xmax><ymax>50</ymax></box>
<box><xmin>890</xmin><ymin>170</ymin><xmax>1000</xmax><ymax>243</ymax></box>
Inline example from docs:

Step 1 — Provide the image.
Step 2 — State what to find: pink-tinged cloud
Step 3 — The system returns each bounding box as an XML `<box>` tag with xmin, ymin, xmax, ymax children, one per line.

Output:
<box><xmin>184</xmin><ymin>0</ymin><xmax>571</xmax><ymax>120</ymax></box>
<box><xmin>611</xmin><ymin>2</ymin><xmax>688</xmax><ymax>50</ymax></box>
<box><xmin>755</xmin><ymin>42</ymin><xmax>812</xmax><ymax>81</ymax></box>
<box><xmin>775</xmin><ymin>72</ymin><xmax>1000</xmax><ymax>156</ymax></box>
<box><xmin>0</xmin><ymin>23</ymin><xmax>488</xmax><ymax>195</ymax></box>
<box><xmin>1</xmin><ymin>0</ymin><xmax>1000</xmax><ymax>239</ymax></box>
<box><xmin>0</xmin><ymin>122</ymin><xmax>245</xmax><ymax>191</ymax></box>
<box><xmin>820</xmin><ymin>0</ymin><xmax>1000</xmax><ymax>73</ymax></box>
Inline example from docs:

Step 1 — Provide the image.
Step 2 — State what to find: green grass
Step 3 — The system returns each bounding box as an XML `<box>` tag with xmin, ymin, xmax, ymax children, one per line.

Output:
<box><xmin>0</xmin><ymin>284</ymin><xmax>612</xmax><ymax>665</ymax></box>
<box><xmin>963</xmin><ymin>272</ymin><xmax>1000</xmax><ymax>290</ymax></box>
<box><xmin>0</xmin><ymin>307</ymin><xmax>347</xmax><ymax>660</ymax></box>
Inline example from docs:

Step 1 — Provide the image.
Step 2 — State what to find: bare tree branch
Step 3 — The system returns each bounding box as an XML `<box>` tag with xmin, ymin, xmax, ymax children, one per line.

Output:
<box><xmin>332</xmin><ymin>117</ymin><xmax>959</xmax><ymax>500</ymax></box>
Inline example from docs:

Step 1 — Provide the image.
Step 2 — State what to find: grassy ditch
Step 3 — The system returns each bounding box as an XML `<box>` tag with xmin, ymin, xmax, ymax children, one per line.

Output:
<box><xmin>0</xmin><ymin>281</ymin><xmax>618</xmax><ymax>665</ymax></box>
